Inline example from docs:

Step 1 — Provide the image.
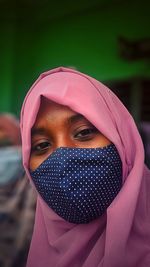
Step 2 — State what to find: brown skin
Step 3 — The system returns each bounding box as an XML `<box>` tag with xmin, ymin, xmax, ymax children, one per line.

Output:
<box><xmin>29</xmin><ymin>99</ymin><xmax>111</xmax><ymax>171</ymax></box>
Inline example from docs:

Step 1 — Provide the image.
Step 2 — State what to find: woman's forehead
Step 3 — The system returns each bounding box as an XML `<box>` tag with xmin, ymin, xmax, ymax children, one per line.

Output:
<box><xmin>36</xmin><ymin>98</ymin><xmax>77</xmax><ymax>121</ymax></box>
<box><xmin>32</xmin><ymin>98</ymin><xmax>92</xmax><ymax>131</ymax></box>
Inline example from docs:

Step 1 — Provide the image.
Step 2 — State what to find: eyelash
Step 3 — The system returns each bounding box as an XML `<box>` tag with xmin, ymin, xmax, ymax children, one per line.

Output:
<box><xmin>32</xmin><ymin>141</ymin><xmax>51</xmax><ymax>153</ymax></box>
<box><xmin>74</xmin><ymin>127</ymin><xmax>99</xmax><ymax>141</ymax></box>
<box><xmin>31</xmin><ymin>127</ymin><xmax>99</xmax><ymax>154</ymax></box>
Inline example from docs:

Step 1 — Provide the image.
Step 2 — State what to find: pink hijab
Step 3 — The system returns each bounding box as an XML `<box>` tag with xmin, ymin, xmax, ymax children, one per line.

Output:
<box><xmin>20</xmin><ymin>67</ymin><xmax>150</xmax><ymax>267</ymax></box>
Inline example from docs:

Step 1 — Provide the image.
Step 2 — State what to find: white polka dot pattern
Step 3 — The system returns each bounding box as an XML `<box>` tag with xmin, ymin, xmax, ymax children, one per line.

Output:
<box><xmin>30</xmin><ymin>144</ymin><xmax>122</xmax><ymax>224</ymax></box>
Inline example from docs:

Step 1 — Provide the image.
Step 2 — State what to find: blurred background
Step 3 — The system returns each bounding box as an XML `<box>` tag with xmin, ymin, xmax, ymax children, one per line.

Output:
<box><xmin>1</xmin><ymin>0</ymin><xmax>150</xmax><ymax>162</ymax></box>
<box><xmin>0</xmin><ymin>0</ymin><xmax>150</xmax><ymax>119</ymax></box>
<box><xmin>0</xmin><ymin>0</ymin><xmax>150</xmax><ymax>266</ymax></box>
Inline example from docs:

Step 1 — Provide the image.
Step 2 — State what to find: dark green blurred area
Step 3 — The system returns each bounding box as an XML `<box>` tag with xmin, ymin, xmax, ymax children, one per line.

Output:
<box><xmin>0</xmin><ymin>0</ymin><xmax>150</xmax><ymax>122</ymax></box>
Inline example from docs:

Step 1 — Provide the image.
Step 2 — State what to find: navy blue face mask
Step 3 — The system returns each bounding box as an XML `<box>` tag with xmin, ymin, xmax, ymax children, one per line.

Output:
<box><xmin>30</xmin><ymin>144</ymin><xmax>122</xmax><ymax>224</ymax></box>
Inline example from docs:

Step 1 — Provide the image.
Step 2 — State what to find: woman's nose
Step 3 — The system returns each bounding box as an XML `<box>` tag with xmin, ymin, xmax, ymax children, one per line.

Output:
<box><xmin>54</xmin><ymin>135</ymin><xmax>74</xmax><ymax>149</ymax></box>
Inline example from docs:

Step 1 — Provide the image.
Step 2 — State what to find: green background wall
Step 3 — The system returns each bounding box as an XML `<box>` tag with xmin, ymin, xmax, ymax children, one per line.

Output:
<box><xmin>0</xmin><ymin>0</ymin><xmax>150</xmax><ymax>116</ymax></box>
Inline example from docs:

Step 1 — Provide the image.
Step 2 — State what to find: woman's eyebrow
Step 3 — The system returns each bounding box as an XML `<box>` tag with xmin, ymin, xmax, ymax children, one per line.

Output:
<box><xmin>68</xmin><ymin>114</ymin><xmax>86</xmax><ymax>124</ymax></box>
<box><xmin>31</xmin><ymin>127</ymin><xmax>46</xmax><ymax>137</ymax></box>
<box><xmin>31</xmin><ymin>114</ymin><xmax>88</xmax><ymax>137</ymax></box>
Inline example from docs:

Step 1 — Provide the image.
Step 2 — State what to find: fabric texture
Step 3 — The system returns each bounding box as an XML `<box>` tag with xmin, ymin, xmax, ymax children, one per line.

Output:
<box><xmin>30</xmin><ymin>144</ymin><xmax>122</xmax><ymax>224</ymax></box>
<box><xmin>20</xmin><ymin>67</ymin><xmax>150</xmax><ymax>267</ymax></box>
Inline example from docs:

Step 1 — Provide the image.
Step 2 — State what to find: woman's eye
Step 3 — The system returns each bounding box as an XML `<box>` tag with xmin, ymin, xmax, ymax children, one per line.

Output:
<box><xmin>74</xmin><ymin>127</ymin><xmax>98</xmax><ymax>141</ymax></box>
<box><xmin>32</xmin><ymin>141</ymin><xmax>51</xmax><ymax>153</ymax></box>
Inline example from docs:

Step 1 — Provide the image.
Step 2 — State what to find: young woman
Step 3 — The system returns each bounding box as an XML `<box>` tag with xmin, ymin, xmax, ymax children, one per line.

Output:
<box><xmin>20</xmin><ymin>67</ymin><xmax>150</xmax><ymax>267</ymax></box>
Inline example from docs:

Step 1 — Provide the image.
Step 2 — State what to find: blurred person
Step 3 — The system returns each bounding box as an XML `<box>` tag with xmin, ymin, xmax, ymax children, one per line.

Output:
<box><xmin>0</xmin><ymin>113</ymin><xmax>36</xmax><ymax>267</ymax></box>
<box><xmin>0</xmin><ymin>113</ymin><xmax>21</xmax><ymax>147</ymax></box>
<box><xmin>20</xmin><ymin>67</ymin><xmax>150</xmax><ymax>267</ymax></box>
<box><xmin>0</xmin><ymin>113</ymin><xmax>23</xmax><ymax>185</ymax></box>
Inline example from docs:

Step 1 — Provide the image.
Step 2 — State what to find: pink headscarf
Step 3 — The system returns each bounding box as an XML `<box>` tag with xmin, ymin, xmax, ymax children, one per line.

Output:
<box><xmin>20</xmin><ymin>67</ymin><xmax>150</xmax><ymax>267</ymax></box>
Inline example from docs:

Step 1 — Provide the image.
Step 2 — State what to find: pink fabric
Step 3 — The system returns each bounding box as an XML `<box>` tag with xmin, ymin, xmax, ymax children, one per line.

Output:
<box><xmin>20</xmin><ymin>67</ymin><xmax>150</xmax><ymax>267</ymax></box>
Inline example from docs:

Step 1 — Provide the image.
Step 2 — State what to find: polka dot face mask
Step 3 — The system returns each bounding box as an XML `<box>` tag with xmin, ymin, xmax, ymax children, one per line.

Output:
<box><xmin>30</xmin><ymin>144</ymin><xmax>122</xmax><ymax>224</ymax></box>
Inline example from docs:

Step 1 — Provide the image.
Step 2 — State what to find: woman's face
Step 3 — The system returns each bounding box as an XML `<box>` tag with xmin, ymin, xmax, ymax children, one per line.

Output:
<box><xmin>29</xmin><ymin>98</ymin><xmax>111</xmax><ymax>170</ymax></box>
